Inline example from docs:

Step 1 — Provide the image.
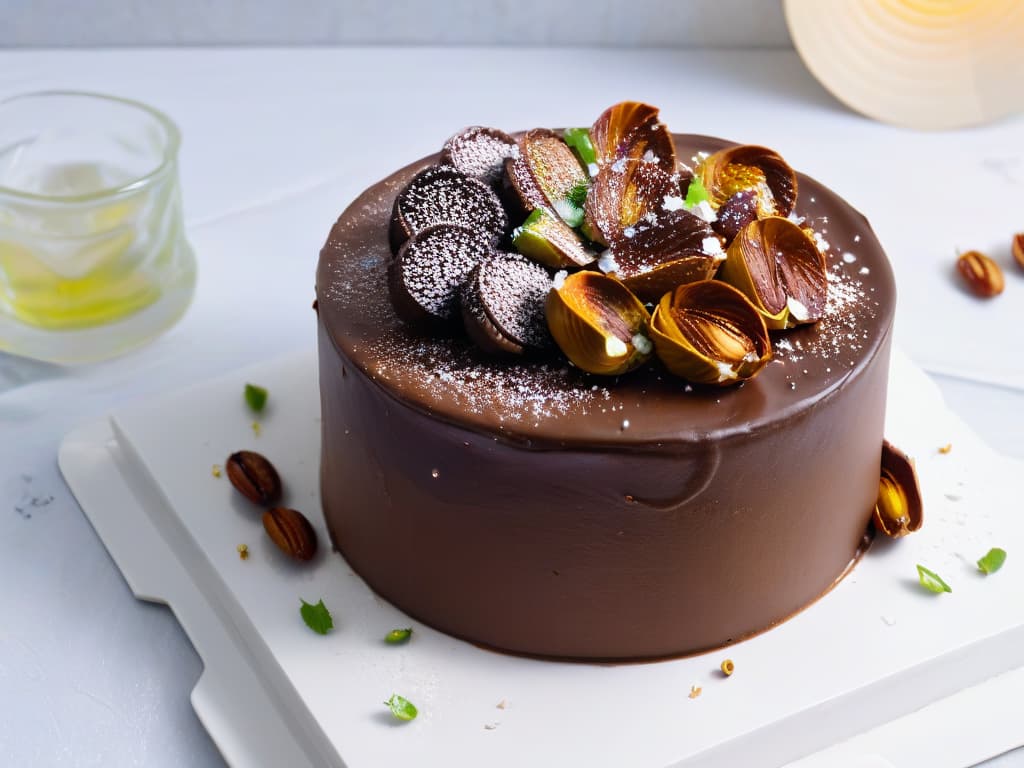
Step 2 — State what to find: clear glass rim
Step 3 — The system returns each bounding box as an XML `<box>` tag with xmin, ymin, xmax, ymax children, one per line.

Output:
<box><xmin>0</xmin><ymin>90</ymin><xmax>182</xmax><ymax>205</ymax></box>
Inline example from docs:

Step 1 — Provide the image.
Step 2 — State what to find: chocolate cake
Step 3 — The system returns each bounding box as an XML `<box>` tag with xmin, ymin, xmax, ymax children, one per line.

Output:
<box><xmin>315</xmin><ymin>103</ymin><xmax>895</xmax><ymax>660</ymax></box>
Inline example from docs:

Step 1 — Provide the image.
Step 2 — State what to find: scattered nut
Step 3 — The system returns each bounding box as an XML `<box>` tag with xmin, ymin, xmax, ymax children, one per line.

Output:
<box><xmin>263</xmin><ymin>507</ymin><xmax>318</xmax><ymax>561</ymax></box>
<box><xmin>226</xmin><ymin>450</ymin><xmax>282</xmax><ymax>506</ymax></box>
<box><xmin>956</xmin><ymin>250</ymin><xmax>1004</xmax><ymax>298</ymax></box>
<box><xmin>720</xmin><ymin>659</ymin><xmax>735</xmax><ymax>677</ymax></box>
<box><xmin>872</xmin><ymin>440</ymin><xmax>924</xmax><ymax>538</ymax></box>
<box><xmin>1013</xmin><ymin>233</ymin><xmax>1024</xmax><ymax>271</ymax></box>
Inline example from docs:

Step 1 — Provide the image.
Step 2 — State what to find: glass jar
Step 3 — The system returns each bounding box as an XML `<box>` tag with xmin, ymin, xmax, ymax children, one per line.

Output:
<box><xmin>0</xmin><ymin>91</ymin><xmax>196</xmax><ymax>364</ymax></box>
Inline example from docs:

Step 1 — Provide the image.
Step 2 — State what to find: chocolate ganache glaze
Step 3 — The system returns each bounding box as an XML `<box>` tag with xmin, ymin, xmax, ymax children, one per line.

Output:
<box><xmin>316</xmin><ymin>134</ymin><xmax>895</xmax><ymax>661</ymax></box>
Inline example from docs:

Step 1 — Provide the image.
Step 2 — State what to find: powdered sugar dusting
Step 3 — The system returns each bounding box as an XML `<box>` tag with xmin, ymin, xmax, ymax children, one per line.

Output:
<box><xmin>441</xmin><ymin>126</ymin><xmax>518</xmax><ymax>185</ymax></box>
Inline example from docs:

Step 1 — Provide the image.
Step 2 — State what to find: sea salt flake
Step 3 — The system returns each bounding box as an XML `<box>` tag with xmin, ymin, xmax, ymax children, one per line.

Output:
<box><xmin>632</xmin><ymin>332</ymin><xmax>653</xmax><ymax>355</ymax></box>
<box><xmin>663</xmin><ymin>194</ymin><xmax>685</xmax><ymax>211</ymax></box>
<box><xmin>688</xmin><ymin>200</ymin><xmax>717</xmax><ymax>223</ymax></box>
<box><xmin>598</xmin><ymin>251</ymin><xmax>619</xmax><ymax>274</ymax></box>
<box><xmin>702</xmin><ymin>236</ymin><xmax>725</xmax><ymax>257</ymax></box>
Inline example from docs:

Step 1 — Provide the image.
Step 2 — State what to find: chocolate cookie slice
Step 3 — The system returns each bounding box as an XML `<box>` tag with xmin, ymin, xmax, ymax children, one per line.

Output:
<box><xmin>389</xmin><ymin>165</ymin><xmax>508</xmax><ymax>255</ymax></box>
<box><xmin>440</xmin><ymin>126</ymin><xmax>519</xmax><ymax>187</ymax></box>
<box><xmin>389</xmin><ymin>224</ymin><xmax>492</xmax><ymax>327</ymax></box>
<box><xmin>461</xmin><ymin>252</ymin><xmax>553</xmax><ymax>355</ymax></box>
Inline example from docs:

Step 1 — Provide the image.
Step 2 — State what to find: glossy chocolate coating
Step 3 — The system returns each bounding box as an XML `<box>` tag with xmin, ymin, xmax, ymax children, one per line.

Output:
<box><xmin>316</xmin><ymin>134</ymin><xmax>895</xmax><ymax>660</ymax></box>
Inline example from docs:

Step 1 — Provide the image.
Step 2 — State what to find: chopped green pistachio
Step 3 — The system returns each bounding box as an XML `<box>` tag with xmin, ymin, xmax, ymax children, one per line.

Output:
<box><xmin>684</xmin><ymin>175</ymin><xmax>710</xmax><ymax>208</ymax></box>
<box><xmin>977</xmin><ymin>548</ymin><xmax>1007</xmax><ymax>575</ymax></box>
<box><xmin>385</xmin><ymin>628</ymin><xmax>413</xmax><ymax>644</ymax></box>
<box><xmin>245</xmin><ymin>383</ymin><xmax>268</xmax><ymax>413</ymax></box>
<box><xmin>916</xmin><ymin>564</ymin><xmax>952</xmax><ymax>594</ymax></box>
<box><xmin>563</xmin><ymin>127</ymin><xmax>597</xmax><ymax>168</ymax></box>
<box><xmin>385</xmin><ymin>694</ymin><xmax>418</xmax><ymax>721</ymax></box>
<box><xmin>300</xmin><ymin>598</ymin><xmax>334</xmax><ymax>635</ymax></box>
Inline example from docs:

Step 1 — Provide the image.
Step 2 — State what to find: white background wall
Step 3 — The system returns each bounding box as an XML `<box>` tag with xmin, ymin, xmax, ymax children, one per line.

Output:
<box><xmin>0</xmin><ymin>0</ymin><xmax>792</xmax><ymax>47</ymax></box>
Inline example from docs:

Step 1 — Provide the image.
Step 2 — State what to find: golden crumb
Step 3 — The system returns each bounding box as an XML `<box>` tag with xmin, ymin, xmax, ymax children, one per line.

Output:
<box><xmin>211</xmin><ymin>464</ymin><xmax>223</xmax><ymax>478</ymax></box>
<box><xmin>938</xmin><ymin>443</ymin><xmax>952</xmax><ymax>454</ymax></box>
<box><xmin>688</xmin><ymin>685</ymin><xmax>702</xmax><ymax>699</ymax></box>
<box><xmin>496</xmin><ymin>699</ymin><xmax>508</xmax><ymax>710</ymax></box>
<box><xmin>237</xmin><ymin>544</ymin><xmax>249</xmax><ymax>560</ymax></box>
<box><xmin>720</xmin><ymin>659</ymin><xmax>735</xmax><ymax>676</ymax></box>
<box><xmin>251</xmin><ymin>420</ymin><xmax>262</xmax><ymax>437</ymax></box>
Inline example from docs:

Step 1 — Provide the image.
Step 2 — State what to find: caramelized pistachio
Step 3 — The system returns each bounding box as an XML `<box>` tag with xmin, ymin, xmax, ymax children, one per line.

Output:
<box><xmin>696</xmin><ymin>145</ymin><xmax>797</xmax><ymax>218</ymax></box>
<box><xmin>719</xmin><ymin>217</ymin><xmax>827</xmax><ymax>329</ymax></box>
<box><xmin>546</xmin><ymin>271</ymin><xmax>652</xmax><ymax>375</ymax></box>
<box><xmin>590</xmin><ymin>101</ymin><xmax>677</xmax><ymax>176</ymax></box>
<box><xmin>872</xmin><ymin>440</ymin><xmax>924</xmax><ymax>538</ymax></box>
<box><xmin>649</xmin><ymin>280</ymin><xmax>772</xmax><ymax>385</ymax></box>
<box><xmin>513</xmin><ymin>209</ymin><xmax>596</xmax><ymax>269</ymax></box>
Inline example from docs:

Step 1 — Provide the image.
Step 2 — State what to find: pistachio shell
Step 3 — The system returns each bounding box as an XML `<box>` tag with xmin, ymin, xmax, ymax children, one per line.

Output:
<box><xmin>719</xmin><ymin>217</ymin><xmax>827</xmax><ymax>329</ymax></box>
<box><xmin>590</xmin><ymin>101</ymin><xmax>677</xmax><ymax>176</ymax></box>
<box><xmin>546</xmin><ymin>271</ymin><xmax>652</xmax><ymax>376</ymax></box>
<box><xmin>649</xmin><ymin>280</ymin><xmax>771</xmax><ymax>386</ymax></box>
<box><xmin>872</xmin><ymin>440</ymin><xmax>924</xmax><ymax>538</ymax></box>
<box><xmin>696</xmin><ymin>145</ymin><xmax>797</xmax><ymax>218</ymax></box>
<box><xmin>513</xmin><ymin>208</ymin><xmax>596</xmax><ymax>269</ymax></box>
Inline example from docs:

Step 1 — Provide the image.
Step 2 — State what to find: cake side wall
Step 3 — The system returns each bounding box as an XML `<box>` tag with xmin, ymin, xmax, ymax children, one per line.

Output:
<box><xmin>317</xmin><ymin>315</ymin><xmax>893</xmax><ymax>660</ymax></box>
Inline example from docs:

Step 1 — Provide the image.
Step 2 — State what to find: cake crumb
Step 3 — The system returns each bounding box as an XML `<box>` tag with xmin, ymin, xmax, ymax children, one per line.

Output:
<box><xmin>251</xmin><ymin>420</ymin><xmax>262</xmax><ymax>437</ymax></box>
<box><xmin>237</xmin><ymin>544</ymin><xmax>249</xmax><ymax>561</ymax></box>
<box><xmin>881</xmin><ymin>615</ymin><xmax>895</xmax><ymax>626</ymax></box>
<box><xmin>496</xmin><ymin>699</ymin><xmax>508</xmax><ymax>710</ymax></box>
<box><xmin>688</xmin><ymin>685</ymin><xmax>702</xmax><ymax>699</ymax></box>
<box><xmin>484</xmin><ymin>723</ymin><xmax>499</xmax><ymax>730</ymax></box>
<box><xmin>938</xmin><ymin>443</ymin><xmax>952</xmax><ymax>454</ymax></box>
<box><xmin>211</xmin><ymin>464</ymin><xmax>223</xmax><ymax>478</ymax></box>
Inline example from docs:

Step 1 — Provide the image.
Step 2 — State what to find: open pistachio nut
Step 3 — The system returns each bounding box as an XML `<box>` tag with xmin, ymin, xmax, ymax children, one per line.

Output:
<box><xmin>545</xmin><ymin>271</ymin><xmax>652</xmax><ymax>376</ymax></box>
<box><xmin>872</xmin><ymin>440</ymin><xmax>924</xmax><ymax>538</ymax></box>
<box><xmin>649</xmin><ymin>280</ymin><xmax>772</xmax><ymax>386</ymax></box>
<box><xmin>696</xmin><ymin>145</ymin><xmax>797</xmax><ymax>219</ymax></box>
<box><xmin>718</xmin><ymin>216</ymin><xmax>827</xmax><ymax>329</ymax></box>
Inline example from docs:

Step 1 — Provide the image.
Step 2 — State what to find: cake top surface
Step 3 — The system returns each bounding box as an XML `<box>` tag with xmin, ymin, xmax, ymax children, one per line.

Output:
<box><xmin>317</xmin><ymin>133</ymin><xmax>895</xmax><ymax>447</ymax></box>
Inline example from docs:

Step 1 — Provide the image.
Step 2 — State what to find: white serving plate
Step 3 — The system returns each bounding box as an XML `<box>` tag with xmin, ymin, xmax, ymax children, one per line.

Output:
<box><xmin>59</xmin><ymin>348</ymin><xmax>1024</xmax><ymax>767</ymax></box>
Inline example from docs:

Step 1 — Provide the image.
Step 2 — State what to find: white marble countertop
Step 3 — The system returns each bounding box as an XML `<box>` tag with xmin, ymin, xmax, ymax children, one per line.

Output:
<box><xmin>0</xmin><ymin>47</ymin><xmax>1022</xmax><ymax>767</ymax></box>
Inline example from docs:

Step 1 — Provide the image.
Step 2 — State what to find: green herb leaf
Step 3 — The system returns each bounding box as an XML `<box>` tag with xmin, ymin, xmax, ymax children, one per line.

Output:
<box><xmin>385</xmin><ymin>627</ymin><xmax>413</xmax><ymax>644</ymax></box>
<box><xmin>684</xmin><ymin>175</ymin><xmax>709</xmax><ymax>208</ymax></box>
<box><xmin>385</xmin><ymin>693</ymin><xmax>418</xmax><ymax>721</ymax></box>
<box><xmin>916</xmin><ymin>564</ymin><xmax>952</xmax><ymax>594</ymax></box>
<box><xmin>245</xmin><ymin>383</ymin><xmax>268</xmax><ymax>413</ymax></box>
<box><xmin>977</xmin><ymin>547</ymin><xmax>1007</xmax><ymax>575</ymax></box>
<box><xmin>552</xmin><ymin>197</ymin><xmax>585</xmax><ymax>229</ymax></box>
<box><xmin>563</xmin><ymin>127</ymin><xmax>597</xmax><ymax>168</ymax></box>
<box><xmin>300</xmin><ymin>599</ymin><xmax>334</xmax><ymax>634</ymax></box>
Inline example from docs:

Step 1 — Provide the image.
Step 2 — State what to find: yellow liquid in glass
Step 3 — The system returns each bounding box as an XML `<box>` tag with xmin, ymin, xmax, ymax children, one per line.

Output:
<box><xmin>0</xmin><ymin>162</ymin><xmax>175</xmax><ymax>330</ymax></box>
